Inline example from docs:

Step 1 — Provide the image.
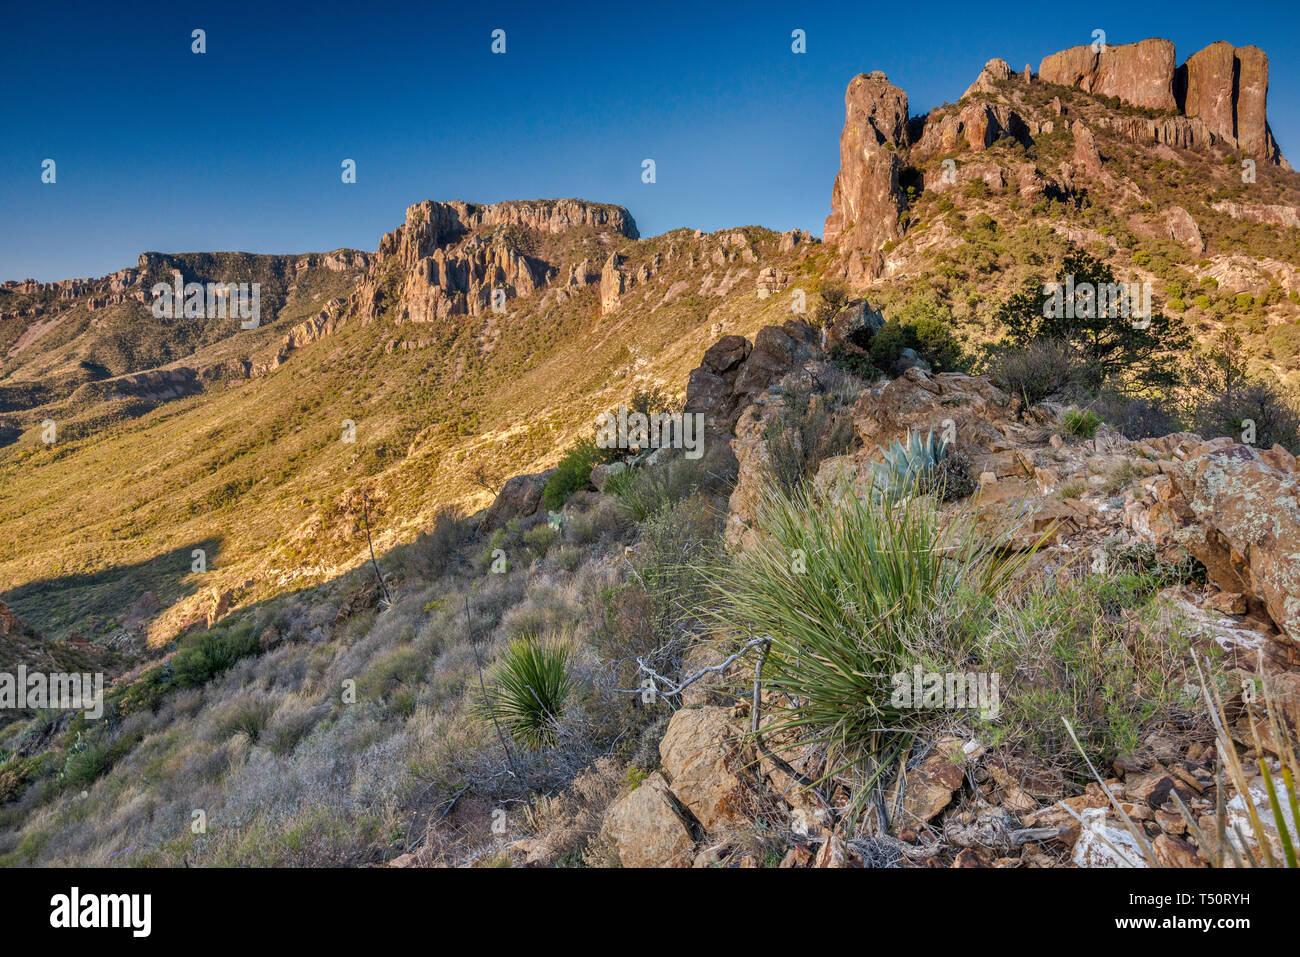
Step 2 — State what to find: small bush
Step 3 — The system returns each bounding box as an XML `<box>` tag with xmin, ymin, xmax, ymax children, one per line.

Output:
<box><xmin>1186</xmin><ymin>379</ymin><xmax>1300</xmax><ymax>453</ymax></box>
<box><xmin>763</xmin><ymin>387</ymin><xmax>855</xmax><ymax>494</ymax></box>
<box><xmin>478</xmin><ymin>636</ymin><xmax>575</xmax><ymax>750</ymax></box>
<box><xmin>543</xmin><ymin>440</ymin><xmax>613</xmax><ymax>511</ymax></box>
<box><xmin>406</xmin><ymin>509</ymin><xmax>467</xmax><ymax>580</ymax></box>
<box><xmin>523</xmin><ymin>523</ymin><xmax>559</xmax><ymax>560</ymax></box>
<box><xmin>605</xmin><ymin>456</ymin><xmax>708</xmax><ymax>522</ymax></box>
<box><xmin>934</xmin><ymin>447</ymin><xmax>977</xmax><ymax>501</ymax></box>
<box><xmin>1063</xmin><ymin>409</ymin><xmax>1102</xmax><ymax>438</ymax></box>
<box><xmin>988</xmin><ymin>340</ymin><xmax>1087</xmax><ymax>405</ymax></box>
<box><xmin>171</xmin><ymin>622</ymin><xmax>260</xmax><ymax>689</ymax></box>
<box><xmin>217</xmin><ymin>696</ymin><xmax>277</xmax><ymax>744</ymax></box>
<box><xmin>813</xmin><ymin>279</ymin><xmax>851</xmax><ymax>327</ymax></box>
<box><xmin>869</xmin><ymin>294</ymin><xmax>965</xmax><ymax>373</ymax></box>
<box><xmin>1090</xmin><ymin>390</ymin><xmax>1181</xmax><ymax>439</ymax></box>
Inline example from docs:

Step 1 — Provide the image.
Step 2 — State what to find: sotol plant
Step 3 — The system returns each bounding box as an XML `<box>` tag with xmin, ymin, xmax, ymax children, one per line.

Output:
<box><xmin>478</xmin><ymin>635</ymin><xmax>576</xmax><ymax>750</ymax></box>
<box><xmin>704</xmin><ymin>482</ymin><xmax>1036</xmax><ymax>823</ymax></box>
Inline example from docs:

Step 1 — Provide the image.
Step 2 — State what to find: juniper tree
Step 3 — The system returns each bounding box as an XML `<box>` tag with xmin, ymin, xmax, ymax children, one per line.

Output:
<box><xmin>997</xmin><ymin>250</ymin><xmax>1188</xmax><ymax>392</ymax></box>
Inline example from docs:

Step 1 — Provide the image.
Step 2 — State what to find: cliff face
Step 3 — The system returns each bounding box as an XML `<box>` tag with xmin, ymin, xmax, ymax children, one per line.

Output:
<box><xmin>822</xmin><ymin>38</ymin><xmax>1292</xmax><ymax>289</ymax></box>
<box><xmin>356</xmin><ymin>199</ymin><xmax>638</xmax><ymax>323</ymax></box>
<box><xmin>1177</xmin><ymin>42</ymin><xmax>1277</xmax><ymax>161</ymax></box>
<box><xmin>1036</xmin><ymin>38</ymin><xmax>1284</xmax><ymax>165</ymax></box>
<box><xmin>822</xmin><ymin>72</ymin><xmax>911</xmax><ymax>285</ymax></box>
<box><xmin>1039</xmin><ymin>38</ymin><xmax>1178</xmax><ymax>113</ymax></box>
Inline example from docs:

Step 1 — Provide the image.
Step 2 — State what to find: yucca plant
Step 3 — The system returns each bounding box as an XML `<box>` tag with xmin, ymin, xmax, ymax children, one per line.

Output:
<box><xmin>477</xmin><ymin>635</ymin><xmax>575</xmax><ymax>750</ymax></box>
<box><xmin>704</xmin><ymin>480</ymin><xmax>1036</xmax><ymax>824</ymax></box>
<box><xmin>869</xmin><ymin>428</ymin><xmax>949</xmax><ymax>502</ymax></box>
<box><xmin>1063</xmin><ymin>652</ymin><xmax>1299</xmax><ymax>867</ymax></box>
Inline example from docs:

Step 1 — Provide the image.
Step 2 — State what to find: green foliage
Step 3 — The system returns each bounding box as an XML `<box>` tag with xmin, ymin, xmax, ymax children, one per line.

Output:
<box><xmin>543</xmin><ymin>440</ymin><xmax>613</xmax><ymax>511</ymax></box>
<box><xmin>870</xmin><ymin>292</ymin><xmax>965</xmax><ymax>373</ymax></box>
<box><xmin>704</xmin><ymin>484</ymin><xmax>1033</xmax><ymax>821</ymax></box>
<box><xmin>988</xmin><ymin>340</ymin><xmax>1087</xmax><ymax>404</ymax></box>
<box><xmin>868</xmin><ymin>428</ymin><xmax>948</xmax><ymax>502</ymax></box>
<box><xmin>1188</xmin><ymin>379</ymin><xmax>1300</xmax><ymax>453</ymax></box>
<box><xmin>217</xmin><ymin>697</ymin><xmax>277</xmax><ymax>743</ymax></box>
<box><xmin>997</xmin><ymin>250</ymin><xmax>1189</xmax><ymax>391</ymax></box>
<box><xmin>811</xmin><ymin>279</ymin><xmax>851</xmax><ymax>328</ymax></box>
<box><xmin>478</xmin><ymin>636</ymin><xmax>575</xmax><ymax>750</ymax></box>
<box><xmin>1062</xmin><ymin>409</ymin><xmax>1102</xmax><ymax>438</ymax></box>
<box><xmin>170</xmin><ymin>622</ymin><xmax>260</xmax><ymax>689</ymax></box>
<box><xmin>604</xmin><ymin>456</ymin><xmax>708</xmax><ymax>522</ymax></box>
<box><xmin>763</xmin><ymin>387</ymin><xmax>855</xmax><ymax>494</ymax></box>
<box><xmin>523</xmin><ymin>523</ymin><xmax>559</xmax><ymax>559</ymax></box>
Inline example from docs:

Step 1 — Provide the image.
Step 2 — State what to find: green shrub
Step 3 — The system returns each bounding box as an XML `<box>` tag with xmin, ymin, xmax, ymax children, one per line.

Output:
<box><xmin>988</xmin><ymin>574</ymin><xmax>1201</xmax><ymax>774</ymax></box>
<box><xmin>478</xmin><ymin>635</ymin><xmax>575</xmax><ymax>750</ymax></box>
<box><xmin>988</xmin><ymin>340</ymin><xmax>1087</xmax><ymax>404</ymax></box>
<box><xmin>1063</xmin><ymin>409</ymin><xmax>1102</xmax><ymax>438</ymax></box>
<box><xmin>997</xmin><ymin>249</ymin><xmax>1189</xmax><ymax>392</ymax></box>
<box><xmin>170</xmin><ymin>622</ymin><xmax>260</xmax><ymax>689</ymax></box>
<box><xmin>605</xmin><ymin>456</ymin><xmax>708</xmax><ymax>522</ymax></box>
<box><xmin>704</xmin><ymin>483</ymin><xmax>1034</xmax><ymax>821</ymax></box>
<box><xmin>763</xmin><ymin>387</ymin><xmax>854</xmax><ymax>494</ymax></box>
<box><xmin>543</xmin><ymin>440</ymin><xmax>612</xmax><ymax>511</ymax></box>
<box><xmin>217</xmin><ymin>696</ymin><xmax>277</xmax><ymax>743</ymax></box>
<box><xmin>1187</xmin><ymin>379</ymin><xmax>1300</xmax><ymax>453</ymax></box>
<box><xmin>813</xmin><ymin>279</ymin><xmax>851</xmax><ymax>327</ymax></box>
<box><xmin>523</xmin><ymin>523</ymin><xmax>559</xmax><ymax>559</ymax></box>
<box><xmin>870</xmin><ymin>293</ymin><xmax>965</xmax><ymax>373</ymax></box>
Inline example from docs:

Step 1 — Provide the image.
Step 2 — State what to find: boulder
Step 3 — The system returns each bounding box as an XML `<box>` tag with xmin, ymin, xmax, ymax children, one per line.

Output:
<box><xmin>589</xmin><ymin>461</ymin><xmax>627</xmax><ymax>492</ymax></box>
<box><xmin>601</xmin><ymin>771</ymin><xmax>695</xmax><ymax>868</ymax></box>
<box><xmin>1174</xmin><ymin>443</ymin><xmax>1300</xmax><ymax>644</ymax></box>
<box><xmin>825</xmin><ymin>299</ymin><xmax>884</xmax><ymax>353</ymax></box>
<box><xmin>481</xmin><ymin>469</ymin><xmax>555</xmax><ymax>531</ymax></box>
<box><xmin>659</xmin><ymin>706</ymin><xmax>749</xmax><ymax>832</ymax></box>
<box><xmin>1162</xmin><ymin>206</ymin><xmax>1204</xmax><ymax>252</ymax></box>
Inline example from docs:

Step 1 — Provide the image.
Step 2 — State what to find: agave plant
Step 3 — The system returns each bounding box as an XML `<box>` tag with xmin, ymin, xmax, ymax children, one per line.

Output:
<box><xmin>869</xmin><ymin>427</ymin><xmax>949</xmax><ymax>502</ymax></box>
<box><xmin>477</xmin><ymin>635</ymin><xmax>575</xmax><ymax>750</ymax></box>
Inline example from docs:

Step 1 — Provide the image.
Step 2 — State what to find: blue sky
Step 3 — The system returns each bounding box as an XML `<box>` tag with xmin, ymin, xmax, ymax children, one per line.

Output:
<box><xmin>2</xmin><ymin>0</ymin><xmax>1297</xmax><ymax>281</ymax></box>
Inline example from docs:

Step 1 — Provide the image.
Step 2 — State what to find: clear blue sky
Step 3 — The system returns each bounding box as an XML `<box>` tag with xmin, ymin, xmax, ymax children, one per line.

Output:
<box><xmin>3</xmin><ymin>0</ymin><xmax>1297</xmax><ymax>281</ymax></box>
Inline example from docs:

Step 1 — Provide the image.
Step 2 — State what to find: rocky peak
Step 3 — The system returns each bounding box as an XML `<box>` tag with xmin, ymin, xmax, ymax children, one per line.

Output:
<box><xmin>962</xmin><ymin>58</ymin><xmax>1011</xmax><ymax>100</ymax></box>
<box><xmin>1039</xmin><ymin>38</ymin><xmax>1178</xmax><ymax>113</ymax></box>
<box><xmin>377</xmin><ymin>199</ymin><xmax>637</xmax><ymax>268</ymax></box>
<box><xmin>1037</xmin><ymin>37</ymin><xmax>1284</xmax><ymax>164</ymax></box>
<box><xmin>358</xmin><ymin>198</ymin><xmax>637</xmax><ymax>324</ymax></box>
<box><xmin>822</xmin><ymin>72</ymin><xmax>910</xmax><ymax>285</ymax></box>
<box><xmin>1178</xmin><ymin>42</ymin><xmax>1277</xmax><ymax>162</ymax></box>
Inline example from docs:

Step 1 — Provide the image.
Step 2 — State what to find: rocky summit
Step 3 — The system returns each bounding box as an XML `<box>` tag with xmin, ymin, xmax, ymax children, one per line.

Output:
<box><xmin>2</xmin><ymin>29</ymin><xmax>1299</xmax><ymax>882</ymax></box>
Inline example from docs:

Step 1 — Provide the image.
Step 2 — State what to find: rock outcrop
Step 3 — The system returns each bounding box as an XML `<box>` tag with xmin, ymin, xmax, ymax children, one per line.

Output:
<box><xmin>823</xmin><ymin>72</ymin><xmax>910</xmax><ymax>285</ymax></box>
<box><xmin>357</xmin><ymin>199</ymin><xmax>638</xmax><ymax>323</ymax></box>
<box><xmin>1039</xmin><ymin>38</ymin><xmax>1178</xmax><ymax>113</ymax></box>
<box><xmin>1178</xmin><ymin>42</ymin><xmax>1279</xmax><ymax>162</ymax></box>
<box><xmin>1173</xmin><ymin>443</ymin><xmax>1300</xmax><ymax>644</ymax></box>
<box><xmin>1035</xmin><ymin>38</ymin><xmax>1284</xmax><ymax>164</ymax></box>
